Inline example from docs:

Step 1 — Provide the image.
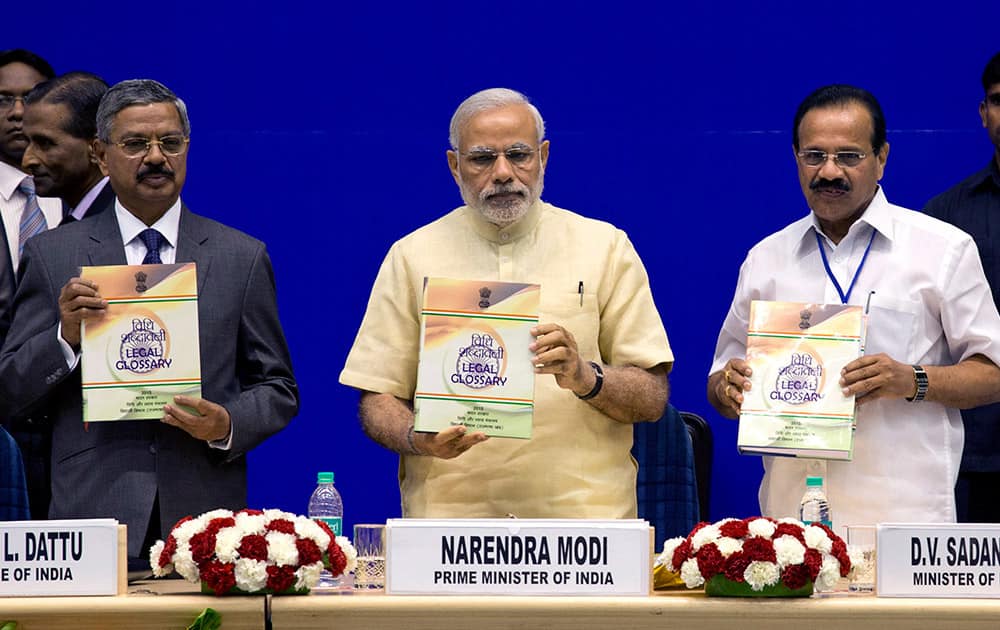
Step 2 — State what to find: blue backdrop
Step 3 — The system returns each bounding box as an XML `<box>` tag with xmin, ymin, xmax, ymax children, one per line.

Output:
<box><xmin>15</xmin><ymin>0</ymin><xmax>999</xmax><ymax>534</ymax></box>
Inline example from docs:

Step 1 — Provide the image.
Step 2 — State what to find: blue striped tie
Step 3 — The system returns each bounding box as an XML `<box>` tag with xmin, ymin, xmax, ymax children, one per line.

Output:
<box><xmin>17</xmin><ymin>178</ymin><xmax>48</xmax><ymax>257</ymax></box>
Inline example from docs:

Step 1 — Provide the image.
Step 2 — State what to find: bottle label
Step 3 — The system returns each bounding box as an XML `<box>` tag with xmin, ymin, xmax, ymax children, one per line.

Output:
<box><xmin>804</xmin><ymin>520</ymin><xmax>833</xmax><ymax>529</ymax></box>
<box><xmin>316</xmin><ymin>517</ymin><xmax>343</xmax><ymax>536</ymax></box>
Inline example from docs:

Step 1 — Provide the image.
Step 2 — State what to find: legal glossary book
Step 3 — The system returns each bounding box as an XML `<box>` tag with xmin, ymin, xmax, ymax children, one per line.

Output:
<box><xmin>413</xmin><ymin>278</ymin><xmax>540</xmax><ymax>439</ymax></box>
<box><xmin>80</xmin><ymin>263</ymin><xmax>202</xmax><ymax>422</ymax></box>
<box><xmin>737</xmin><ymin>300</ymin><xmax>864</xmax><ymax>460</ymax></box>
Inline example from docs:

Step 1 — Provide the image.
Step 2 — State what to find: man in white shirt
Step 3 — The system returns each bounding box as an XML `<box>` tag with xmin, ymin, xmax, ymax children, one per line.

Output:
<box><xmin>0</xmin><ymin>48</ymin><xmax>60</xmax><ymax>520</ymax></box>
<box><xmin>708</xmin><ymin>84</ymin><xmax>1000</xmax><ymax>531</ymax></box>
<box><xmin>22</xmin><ymin>72</ymin><xmax>114</xmax><ymax>225</ymax></box>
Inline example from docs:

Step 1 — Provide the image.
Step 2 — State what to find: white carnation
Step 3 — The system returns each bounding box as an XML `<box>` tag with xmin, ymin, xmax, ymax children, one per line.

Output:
<box><xmin>743</xmin><ymin>560</ymin><xmax>780</xmax><ymax>591</ymax></box>
<box><xmin>691</xmin><ymin>525</ymin><xmax>721</xmax><ymax>551</ymax></box>
<box><xmin>716</xmin><ymin>537</ymin><xmax>743</xmax><ymax>558</ymax></box>
<box><xmin>234</xmin><ymin>512</ymin><xmax>266</xmax><ymax>536</ymax></box>
<box><xmin>296</xmin><ymin>562</ymin><xmax>324</xmax><ymax>590</ymax></box>
<box><xmin>267</xmin><ymin>531</ymin><xmax>299</xmax><ymax>566</ymax></box>
<box><xmin>263</xmin><ymin>508</ymin><xmax>294</xmax><ymax>521</ymax></box>
<box><xmin>337</xmin><ymin>535</ymin><xmax>358</xmax><ymax>574</ymax></box>
<box><xmin>772</xmin><ymin>535</ymin><xmax>806</xmax><ymax>568</ymax></box>
<box><xmin>149</xmin><ymin>540</ymin><xmax>172</xmax><ymax>577</ymax></box>
<box><xmin>296</xmin><ymin>518</ymin><xmax>331</xmax><ymax>549</ymax></box>
<box><xmin>214</xmin><ymin>527</ymin><xmax>243</xmax><ymax>563</ymax></box>
<box><xmin>657</xmin><ymin>537</ymin><xmax>686</xmax><ymax>571</ymax></box>
<box><xmin>234</xmin><ymin>558</ymin><xmax>268</xmax><ymax>592</ymax></box>
<box><xmin>172</xmin><ymin>544</ymin><xmax>199</xmax><ymax>582</ymax></box>
<box><xmin>747</xmin><ymin>518</ymin><xmax>777</xmax><ymax>539</ymax></box>
<box><xmin>803</xmin><ymin>526</ymin><xmax>833</xmax><ymax>553</ymax></box>
<box><xmin>679</xmin><ymin>558</ymin><xmax>704</xmax><ymax>588</ymax></box>
<box><xmin>814</xmin><ymin>554</ymin><xmax>842</xmax><ymax>591</ymax></box>
<box><xmin>201</xmin><ymin>508</ymin><xmax>235</xmax><ymax>521</ymax></box>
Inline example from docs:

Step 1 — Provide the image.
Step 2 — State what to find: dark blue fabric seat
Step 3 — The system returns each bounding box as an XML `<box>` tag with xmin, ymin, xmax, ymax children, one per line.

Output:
<box><xmin>1</xmin><ymin>425</ymin><xmax>31</xmax><ymax>521</ymax></box>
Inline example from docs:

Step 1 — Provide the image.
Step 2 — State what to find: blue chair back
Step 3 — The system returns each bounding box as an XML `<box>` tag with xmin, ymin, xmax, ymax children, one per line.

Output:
<box><xmin>0</xmin><ymin>426</ymin><xmax>31</xmax><ymax>521</ymax></box>
<box><xmin>633</xmin><ymin>404</ymin><xmax>700</xmax><ymax>542</ymax></box>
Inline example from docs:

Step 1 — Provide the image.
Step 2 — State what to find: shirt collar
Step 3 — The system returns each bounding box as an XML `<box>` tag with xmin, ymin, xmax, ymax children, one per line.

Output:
<box><xmin>794</xmin><ymin>186</ymin><xmax>893</xmax><ymax>254</ymax></box>
<box><xmin>115</xmin><ymin>197</ymin><xmax>182</xmax><ymax>250</ymax></box>
<box><xmin>463</xmin><ymin>199</ymin><xmax>544</xmax><ymax>244</ymax></box>
<box><xmin>70</xmin><ymin>177</ymin><xmax>110</xmax><ymax>220</ymax></box>
<box><xmin>0</xmin><ymin>161</ymin><xmax>28</xmax><ymax>201</ymax></box>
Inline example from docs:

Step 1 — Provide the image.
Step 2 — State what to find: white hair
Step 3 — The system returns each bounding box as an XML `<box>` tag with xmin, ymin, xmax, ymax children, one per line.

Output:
<box><xmin>448</xmin><ymin>88</ymin><xmax>545</xmax><ymax>149</ymax></box>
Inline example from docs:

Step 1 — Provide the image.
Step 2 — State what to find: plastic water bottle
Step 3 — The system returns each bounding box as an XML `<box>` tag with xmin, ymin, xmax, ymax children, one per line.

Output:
<box><xmin>799</xmin><ymin>475</ymin><xmax>832</xmax><ymax>529</ymax></box>
<box><xmin>308</xmin><ymin>471</ymin><xmax>344</xmax><ymax>589</ymax></box>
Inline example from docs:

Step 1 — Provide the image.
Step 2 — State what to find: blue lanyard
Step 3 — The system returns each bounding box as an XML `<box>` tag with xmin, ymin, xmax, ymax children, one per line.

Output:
<box><xmin>814</xmin><ymin>228</ymin><xmax>876</xmax><ymax>305</ymax></box>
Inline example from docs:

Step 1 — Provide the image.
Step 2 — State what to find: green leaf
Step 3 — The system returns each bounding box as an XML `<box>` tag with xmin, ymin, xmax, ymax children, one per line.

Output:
<box><xmin>1</xmin><ymin>621</ymin><xmax>19</xmax><ymax>630</ymax></box>
<box><xmin>187</xmin><ymin>607</ymin><xmax>222</xmax><ymax>630</ymax></box>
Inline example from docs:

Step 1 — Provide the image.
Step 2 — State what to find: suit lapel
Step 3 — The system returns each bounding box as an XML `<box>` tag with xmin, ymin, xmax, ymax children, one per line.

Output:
<box><xmin>85</xmin><ymin>209</ymin><xmax>128</xmax><ymax>266</ymax></box>
<box><xmin>175</xmin><ymin>206</ymin><xmax>212</xmax><ymax>295</ymax></box>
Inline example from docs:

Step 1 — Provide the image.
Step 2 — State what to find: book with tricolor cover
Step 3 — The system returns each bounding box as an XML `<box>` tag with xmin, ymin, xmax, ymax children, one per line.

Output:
<box><xmin>80</xmin><ymin>263</ymin><xmax>201</xmax><ymax>422</ymax></box>
<box><xmin>413</xmin><ymin>278</ymin><xmax>540</xmax><ymax>439</ymax></box>
<box><xmin>737</xmin><ymin>300</ymin><xmax>864</xmax><ymax>460</ymax></box>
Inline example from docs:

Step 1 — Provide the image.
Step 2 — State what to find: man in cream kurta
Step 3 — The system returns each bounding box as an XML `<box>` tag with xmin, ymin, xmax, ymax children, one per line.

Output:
<box><xmin>340</xmin><ymin>89</ymin><xmax>673</xmax><ymax>518</ymax></box>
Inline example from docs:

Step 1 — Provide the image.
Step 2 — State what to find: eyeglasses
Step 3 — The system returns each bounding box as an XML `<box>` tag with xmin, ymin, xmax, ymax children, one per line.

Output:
<box><xmin>0</xmin><ymin>94</ymin><xmax>28</xmax><ymax>110</ymax></box>
<box><xmin>459</xmin><ymin>145</ymin><xmax>539</xmax><ymax>172</ymax></box>
<box><xmin>113</xmin><ymin>135</ymin><xmax>189</xmax><ymax>158</ymax></box>
<box><xmin>797</xmin><ymin>150</ymin><xmax>869</xmax><ymax>168</ymax></box>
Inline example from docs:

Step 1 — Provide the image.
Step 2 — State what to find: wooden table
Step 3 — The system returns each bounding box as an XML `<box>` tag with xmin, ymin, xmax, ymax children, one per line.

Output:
<box><xmin>269</xmin><ymin>589</ymin><xmax>1000</xmax><ymax>630</ymax></box>
<box><xmin>0</xmin><ymin>580</ymin><xmax>263</xmax><ymax>630</ymax></box>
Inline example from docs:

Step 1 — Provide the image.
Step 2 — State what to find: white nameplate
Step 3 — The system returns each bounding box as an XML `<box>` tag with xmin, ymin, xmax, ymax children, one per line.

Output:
<box><xmin>0</xmin><ymin>519</ymin><xmax>120</xmax><ymax>596</ymax></box>
<box><xmin>877</xmin><ymin>523</ymin><xmax>1000</xmax><ymax>598</ymax></box>
<box><xmin>386</xmin><ymin>518</ymin><xmax>651</xmax><ymax>595</ymax></box>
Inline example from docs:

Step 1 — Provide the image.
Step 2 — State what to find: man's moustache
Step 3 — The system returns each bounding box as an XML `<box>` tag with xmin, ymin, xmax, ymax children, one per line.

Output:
<box><xmin>137</xmin><ymin>166</ymin><xmax>175</xmax><ymax>181</ymax></box>
<box><xmin>810</xmin><ymin>178</ymin><xmax>850</xmax><ymax>192</ymax></box>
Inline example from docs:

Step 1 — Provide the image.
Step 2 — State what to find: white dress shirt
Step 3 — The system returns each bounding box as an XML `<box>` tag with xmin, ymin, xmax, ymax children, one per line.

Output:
<box><xmin>711</xmin><ymin>187</ymin><xmax>1000</xmax><ymax>533</ymax></box>
<box><xmin>0</xmin><ymin>161</ymin><xmax>63</xmax><ymax>272</ymax></box>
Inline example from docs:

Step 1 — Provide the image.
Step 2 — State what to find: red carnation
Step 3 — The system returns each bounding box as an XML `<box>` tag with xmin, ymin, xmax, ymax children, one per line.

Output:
<box><xmin>671</xmin><ymin>539</ymin><xmax>692</xmax><ymax>571</ymax></box>
<box><xmin>297</xmin><ymin>538</ymin><xmax>323</xmax><ymax>566</ymax></box>
<box><xmin>803</xmin><ymin>548</ymin><xmax>823</xmax><ymax>580</ymax></box>
<box><xmin>200</xmin><ymin>560</ymin><xmax>236</xmax><ymax>595</ymax></box>
<box><xmin>170</xmin><ymin>515</ymin><xmax>194</xmax><ymax>531</ymax></box>
<box><xmin>742</xmin><ymin>537</ymin><xmax>777</xmax><ymax>563</ymax></box>
<box><xmin>326</xmin><ymin>539</ymin><xmax>348</xmax><ymax>576</ymax></box>
<box><xmin>773</xmin><ymin>522</ymin><xmax>806</xmax><ymax>544</ymax></box>
<box><xmin>237</xmin><ymin>534</ymin><xmax>268</xmax><ymax>561</ymax></box>
<box><xmin>266</xmin><ymin>564</ymin><xmax>297</xmax><ymax>592</ymax></box>
<box><xmin>696</xmin><ymin>543</ymin><xmax>725</xmax><ymax>578</ymax></box>
<box><xmin>267</xmin><ymin>519</ymin><xmax>296</xmax><ymax>535</ymax></box>
<box><xmin>189</xmin><ymin>531</ymin><xmax>218</xmax><ymax>565</ymax></box>
<box><xmin>719</xmin><ymin>520</ymin><xmax>749</xmax><ymax>539</ymax></box>
<box><xmin>724</xmin><ymin>551</ymin><xmax>751</xmax><ymax>582</ymax></box>
<box><xmin>238</xmin><ymin>508</ymin><xmax>264</xmax><ymax>516</ymax></box>
<box><xmin>206</xmin><ymin>517</ymin><xmax>236</xmax><ymax>535</ymax></box>
<box><xmin>781</xmin><ymin>563</ymin><xmax>810</xmax><ymax>590</ymax></box>
<box><xmin>159</xmin><ymin>535</ymin><xmax>178</xmax><ymax>568</ymax></box>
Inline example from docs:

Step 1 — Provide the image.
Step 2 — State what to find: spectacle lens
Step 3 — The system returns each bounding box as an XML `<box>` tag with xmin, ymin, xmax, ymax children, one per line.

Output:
<box><xmin>116</xmin><ymin>136</ymin><xmax>189</xmax><ymax>157</ymax></box>
<box><xmin>798</xmin><ymin>150</ymin><xmax>867</xmax><ymax>168</ymax></box>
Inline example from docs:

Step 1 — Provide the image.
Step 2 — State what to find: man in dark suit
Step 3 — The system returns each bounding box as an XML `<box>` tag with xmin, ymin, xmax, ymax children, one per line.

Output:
<box><xmin>923</xmin><ymin>51</ymin><xmax>1000</xmax><ymax>523</ymax></box>
<box><xmin>0</xmin><ymin>79</ymin><xmax>299</xmax><ymax>568</ymax></box>
<box><xmin>23</xmin><ymin>72</ymin><xmax>114</xmax><ymax>224</ymax></box>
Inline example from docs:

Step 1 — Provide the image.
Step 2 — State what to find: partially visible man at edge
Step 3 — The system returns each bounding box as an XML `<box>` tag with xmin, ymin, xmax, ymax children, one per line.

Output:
<box><xmin>923</xmin><ymin>51</ymin><xmax>1000</xmax><ymax>523</ymax></box>
<box><xmin>23</xmin><ymin>72</ymin><xmax>114</xmax><ymax>225</ymax></box>
<box><xmin>340</xmin><ymin>88</ymin><xmax>672</xmax><ymax>519</ymax></box>
<box><xmin>0</xmin><ymin>79</ymin><xmax>298</xmax><ymax>567</ymax></box>
<box><xmin>708</xmin><ymin>84</ymin><xmax>1000</xmax><ymax>532</ymax></box>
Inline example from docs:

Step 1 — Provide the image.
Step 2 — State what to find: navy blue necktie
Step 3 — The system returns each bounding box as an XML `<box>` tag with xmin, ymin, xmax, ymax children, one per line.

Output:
<box><xmin>138</xmin><ymin>228</ymin><xmax>164</xmax><ymax>264</ymax></box>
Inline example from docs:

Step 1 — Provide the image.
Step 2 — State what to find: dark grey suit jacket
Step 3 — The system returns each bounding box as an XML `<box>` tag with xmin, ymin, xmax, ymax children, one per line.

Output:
<box><xmin>0</xmin><ymin>206</ymin><xmax>299</xmax><ymax>557</ymax></box>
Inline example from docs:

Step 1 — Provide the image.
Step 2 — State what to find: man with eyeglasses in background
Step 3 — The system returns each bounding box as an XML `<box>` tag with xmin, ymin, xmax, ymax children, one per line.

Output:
<box><xmin>341</xmin><ymin>88</ymin><xmax>673</xmax><ymax>520</ymax></box>
<box><xmin>0</xmin><ymin>49</ymin><xmax>61</xmax><ymax>522</ymax></box>
<box><xmin>708</xmin><ymin>84</ymin><xmax>1000</xmax><ymax>531</ymax></box>
<box><xmin>0</xmin><ymin>79</ymin><xmax>299</xmax><ymax>570</ymax></box>
<box><xmin>923</xmin><ymin>52</ymin><xmax>1000</xmax><ymax>525</ymax></box>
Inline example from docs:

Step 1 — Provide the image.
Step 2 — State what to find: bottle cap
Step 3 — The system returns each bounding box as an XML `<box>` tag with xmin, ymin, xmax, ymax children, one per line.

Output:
<box><xmin>317</xmin><ymin>472</ymin><xmax>334</xmax><ymax>484</ymax></box>
<box><xmin>806</xmin><ymin>476</ymin><xmax>823</xmax><ymax>487</ymax></box>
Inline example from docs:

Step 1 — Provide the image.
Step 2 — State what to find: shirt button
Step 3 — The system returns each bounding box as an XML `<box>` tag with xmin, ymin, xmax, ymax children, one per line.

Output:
<box><xmin>500</xmin><ymin>232</ymin><xmax>510</xmax><ymax>242</ymax></box>
<box><xmin>149</xmin><ymin>444</ymin><xmax>157</xmax><ymax>454</ymax></box>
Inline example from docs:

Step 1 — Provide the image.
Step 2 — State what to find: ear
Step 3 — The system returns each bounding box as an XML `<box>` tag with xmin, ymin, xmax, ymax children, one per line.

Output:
<box><xmin>93</xmin><ymin>139</ymin><xmax>110</xmax><ymax>176</ymax></box>
<box><xmin>538</xmin><ymin>139</ymin><xmax>550</xmax><ymax>170</ymax></box>
<box><xmin>875</xmin><ymin>141</ymin><xmax>890</xmax><ymax>180</ymax></box>
<box><xmin>982</xmin><ymin>100</ymin><xmax>989</xmax><ymax>129</ymax></box>
<box><xmin>447</xmin><ymin>149</ymin><xmax>461</xmax><ymax>185</ymax></box>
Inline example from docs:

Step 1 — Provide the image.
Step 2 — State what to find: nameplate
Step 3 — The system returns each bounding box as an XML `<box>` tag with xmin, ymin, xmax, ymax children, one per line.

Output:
<box><xmin>877</xmin><ymin>523</ymin><xmax>1000</xmax><ymax>598</ymax></box>
<box><xmin>0</xmin><ymin>519</ymin><xmax>121</xmax><ymax>596</ymax></box>
<box><xmin>386</xmin><ymin>518</ymin><xmax>651</xmax><ymax>595</ymax></box>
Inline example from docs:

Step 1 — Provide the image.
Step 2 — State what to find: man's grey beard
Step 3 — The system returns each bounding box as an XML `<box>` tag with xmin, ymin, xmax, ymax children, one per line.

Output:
<box><xmin>460</xmin><ymin>172</ymin><xmax>545</xmax><ymax>227</ymax></box>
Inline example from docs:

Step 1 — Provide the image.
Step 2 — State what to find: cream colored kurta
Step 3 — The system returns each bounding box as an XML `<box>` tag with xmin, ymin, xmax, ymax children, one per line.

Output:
<box><xmin>340</xmin><ymin>201</ymin><xmax>673</xmax><ymax>518</ymax></box>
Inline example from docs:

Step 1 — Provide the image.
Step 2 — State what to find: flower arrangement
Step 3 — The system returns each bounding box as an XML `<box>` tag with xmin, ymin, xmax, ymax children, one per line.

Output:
<box><xmin>657</xmin><ymin>517</ymin><xmax>854</xmax><ymax>596</ymax></box>
<box><xmin>150</xmin><ymin>508</ymin><xmax>357</xmax><ymax>595</ymax></box>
